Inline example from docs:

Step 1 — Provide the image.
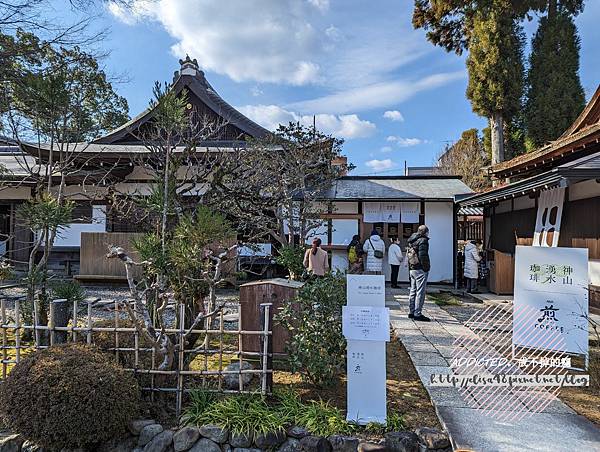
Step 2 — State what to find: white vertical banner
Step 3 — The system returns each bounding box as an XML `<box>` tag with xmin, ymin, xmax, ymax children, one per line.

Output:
<box><xmin>513</xmin><ymin>246</ymin><xmax>589</xmax><ymax>358</ymax></box>
<box><xmin>400</xmin><ymin>202</ymin><xmax>420</xmax><ymax>224</ymax></box>
<box><xmin>382</xmin><ymin>202</ymin><xmax>400</xmax><ymax>223</ymax></box>
<box><xmin>533</xmin><ymin>187</ymin><xmax>565</xmax><ymax>247</ymax></box>
<box><xmin>344</xmin><ymin>274</ymin><xmax>387</xmax><ymax>424</ymax></box>
<box><xmin>363</xmin><ymin>202</ymin><xmax>383</xmax><ymax>223</ymax></box>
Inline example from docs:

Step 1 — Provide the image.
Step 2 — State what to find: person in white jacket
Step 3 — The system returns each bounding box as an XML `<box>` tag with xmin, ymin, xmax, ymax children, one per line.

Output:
<box><xmin>463</xmin><ymin>240</ymin><xmax>482</xmax><ymax>293</ymax></box>
<box><xmin>363</xmin><ymin>230</ymin><xmax>386</xmax><ymax>274</ymax></box>
<box><xmin>388</xmin><ymin>237</ymin><xmax>404</xmax><ymax>288</ymax></box>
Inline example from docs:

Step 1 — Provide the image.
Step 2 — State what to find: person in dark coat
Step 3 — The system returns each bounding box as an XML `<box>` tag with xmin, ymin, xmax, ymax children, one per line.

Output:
<box><xmin>407</xmin><ymin>225</ymin><xmax>431</xmax><ymax>321</ymax></box>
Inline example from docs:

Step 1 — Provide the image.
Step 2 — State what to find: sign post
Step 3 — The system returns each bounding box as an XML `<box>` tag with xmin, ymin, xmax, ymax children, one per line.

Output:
<box><xmin>513</xmin><ymin>246</ymin><xmax>589</xmax><ymax>366</ymax></box>
<box><xmin>343</xmin><ymin>274</ymin><xmax>389</xmax><ymax>424</ymax></box>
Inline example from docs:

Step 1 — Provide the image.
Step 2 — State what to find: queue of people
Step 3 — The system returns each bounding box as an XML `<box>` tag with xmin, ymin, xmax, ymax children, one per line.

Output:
<box><xmin>301</xmin><ymin>225</ymin><xmax>432</xmax><ymax>322</ymax></box>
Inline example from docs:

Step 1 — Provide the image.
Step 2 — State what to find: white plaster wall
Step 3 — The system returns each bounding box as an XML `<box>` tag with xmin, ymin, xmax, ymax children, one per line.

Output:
<box><xmin>589</xmin><ymin>260</ymin><xmax>600</xmax><ymax>286</ymax></box>
<box><xmin>569</xmin><ymin>179</ymin><xmax>600</xmax><ymax>202</ymax></box>
<box><xmin>425</xmin><ymin>202</ymin><xmax>454</xmax><ymax>283</ymax></box>
<box><xmin>513</xmin><ymin>195</ymin><xmax>535</xmax><ymax>211</ymax></box>
<box><xmin>332</xmin><ymin>202</ymin><xmax>358</xmax><ymax>214</ymax></box>
<box><xmin>331</xmin><ymin>250</ymin><xmax>349</xmax><ymax>273</ymax></box>
<box><xmin>54</xmin><ymin>205</ymin><xmax>107</xmax><ymax>247</ymax></box>
<box><xmin>331</xmin><ymin>219</ymin><xmax>359</xmax><ymax>245</ymax></box>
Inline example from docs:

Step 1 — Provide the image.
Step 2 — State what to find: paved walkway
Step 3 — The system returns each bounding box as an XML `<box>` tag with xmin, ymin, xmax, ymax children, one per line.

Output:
<box><xmin>387</xmin><ymin>288</ymin><xmax>600</xmax><ymax>452</ymax></box>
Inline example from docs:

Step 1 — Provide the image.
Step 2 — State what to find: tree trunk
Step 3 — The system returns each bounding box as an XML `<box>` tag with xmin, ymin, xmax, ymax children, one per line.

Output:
<box><xmin>548</xmin><ymin>0</ymin><xmax>557</xmax><ymax>20</ymax></box>
<box><xmin>490</xmin><ymin>112</ymin><xmax>505</xmax><ymax>165</ymax></box>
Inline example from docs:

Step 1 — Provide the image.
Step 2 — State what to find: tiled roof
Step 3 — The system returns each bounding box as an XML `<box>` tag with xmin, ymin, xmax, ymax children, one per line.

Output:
<box><xmin>319</xmin><ymin>176</ymin><xmax>473</xmax><ymax>201</ymax></box>
<box><xmin>491</xmin><ymin>84</ymin><xmax>600</xmax><ymax>177</ymax></box>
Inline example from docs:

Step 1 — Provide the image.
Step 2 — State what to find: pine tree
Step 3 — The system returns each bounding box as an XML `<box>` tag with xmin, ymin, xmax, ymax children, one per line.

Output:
<box><xmin>466</xmin><ymin>4</ymin><xmax>525</xmax><ymax>164</ymax></box>
<box><xmin>413</xmin><ymin>0</ymin><xmax>532</xmax><ymax>164</ymax></box>
<box><xmin>525</xmin><ymin>2</ymin><xmax>585</xmax><ymax>148</ymax></box>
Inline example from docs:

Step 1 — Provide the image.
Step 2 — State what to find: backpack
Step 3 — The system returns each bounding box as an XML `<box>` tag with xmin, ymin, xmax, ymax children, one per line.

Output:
<box><xmin>348</xmin><ymin>246</ymin><xmax>358</xmax><ymax>264</ymax></box>
<box><xmin>406</xmin><ymin>241</ymin><xmax>420</xmax><ymax>266</ymax></box>
<box><xmin>369</xmin><ymin>239</ymin><xmax>384</xmax><ymax>259</ymax></box>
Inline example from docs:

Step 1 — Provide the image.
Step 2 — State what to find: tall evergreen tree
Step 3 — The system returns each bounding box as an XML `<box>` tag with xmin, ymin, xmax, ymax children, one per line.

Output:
<box><xmin>413</xmin><ymin>0</ymin><xmax>532</xmax><ymax>164</ymax></box>
<box><xmin>525</xmin><ymin>1</ymin><xmax>585</xmax><ymax>148</ymax></box>
<box><xmin>466</xmin><ymin>3</ymin><xmax>525</xmax><ymax>164</ymax></box>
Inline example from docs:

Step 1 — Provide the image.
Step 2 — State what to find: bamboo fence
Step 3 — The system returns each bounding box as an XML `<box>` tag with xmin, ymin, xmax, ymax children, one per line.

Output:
<box><xmin>0</xmin><ymin>296</ymin><xmax>274</xmax><ymax>416</ymax></box>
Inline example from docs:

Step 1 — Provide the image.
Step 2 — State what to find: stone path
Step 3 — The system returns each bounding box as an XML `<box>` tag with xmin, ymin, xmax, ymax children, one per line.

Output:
<box><xmin>386</xmin><ymin>288</ymin><xmax>600</xmax><ymax>452</ymax></box>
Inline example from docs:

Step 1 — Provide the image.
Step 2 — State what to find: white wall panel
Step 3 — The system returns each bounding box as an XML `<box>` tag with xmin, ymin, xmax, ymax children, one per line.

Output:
<box><xmin>54</xmin><ymin>205</ymin><xmax>107</xmax><ymax>247</ymax></box>
<box><xmin>424</xmin><ymin>202</ymin><xmax>454</xmax><ymax>283</ymax></box>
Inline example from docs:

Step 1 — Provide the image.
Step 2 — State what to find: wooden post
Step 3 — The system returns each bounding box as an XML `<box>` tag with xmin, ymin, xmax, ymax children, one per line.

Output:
<box><xmin>218</xmin><ymin>310</ymin><xmax>224</xmax><ymax>391</ymax></box>
<box><xmin>1</xmin><ymin>298</ymin><xmax>7</xmax><ymax>378</ymax></box>
<box><xmin>50</xmin><ymin>299</ymin><xmax>69</xmax><ymax>344</ymax></box>
<box><xmin>14</xmin><ymin>300</ymin><xmax>20</xmax><ymax>363</ymax></box>
<box><xmin>259</xmin><ymin>302</ymin><xmax>273</xmax><ymax>394</ymax></box>
<box><xmin>86</xmin><ymin>301</ymin><xmax>93</xmax><ymax>345</ymax></box>
<box><xmin>72</xmin><ymin>299</ymin><xmax>78</xmax><ymax>342</ymax></box>
<box><xmin>33</xmin><ymin>298</ymin><xmax>40</xmax><ymax>348</ymax></box>
<box><xmin>176</xmin><ymin>303</ymin><xmax>185</xmax><ymax>417</ymax></box>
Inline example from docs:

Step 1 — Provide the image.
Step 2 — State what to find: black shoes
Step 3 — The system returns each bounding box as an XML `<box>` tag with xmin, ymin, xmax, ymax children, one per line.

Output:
<box><xmin>408</xmin><ymin>313</ymin><xmax>414</xmax><ymax>319</ymax></box>
<box><xmin>414</xmin><ymin>315</ymin><xmax>431</xmax><ymax>322</ymax></box>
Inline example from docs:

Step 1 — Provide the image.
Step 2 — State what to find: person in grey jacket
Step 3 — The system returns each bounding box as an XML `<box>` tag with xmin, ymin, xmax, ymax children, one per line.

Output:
<box><xmin>407</xmin><ymin>225</ymin><xmax>431</xmax><ymax>322</ymax></box>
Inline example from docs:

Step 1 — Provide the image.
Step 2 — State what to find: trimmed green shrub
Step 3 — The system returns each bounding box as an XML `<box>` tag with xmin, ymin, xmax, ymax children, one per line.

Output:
<box><xmin>276</xmin><ymin>272</ymin><xmax>346</xmax><ymax>386</ymax></box>
<box><xmin>49</xmin><ymin>279</ymin><xmax>86</xmax><ymax>303</ymax></box>
<box><xmin>0</xmin><ymin>343</ymin><xmax>140</xmax><ymax>450</ymax></box>
<box><xmin>275</xmin><ymin>245</ymin><xmax>305</xmax><ymax>280</ymax></box>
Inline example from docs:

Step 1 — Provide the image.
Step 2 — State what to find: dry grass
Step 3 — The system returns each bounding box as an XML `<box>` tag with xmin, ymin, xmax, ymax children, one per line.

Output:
<box><xmin>559</xmin><ymin>347</ymin><xmax>600</xmax><ymax>426</ymax></box>
<box><xmin>273</xmin><ymin>335</ymin><xmax>441</xmax><ymax>431</ymax></box>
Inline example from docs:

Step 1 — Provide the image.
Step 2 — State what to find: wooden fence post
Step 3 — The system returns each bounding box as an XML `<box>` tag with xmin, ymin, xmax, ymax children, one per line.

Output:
<box><xmin>259</xmin><ymin>302</ymin><xmax>273</xmax><ymax>394</ymax></box>
<box><xmin>51</xmin><ymin>299</ymin><xmax>69</xmax><ymax>344</ymax></box>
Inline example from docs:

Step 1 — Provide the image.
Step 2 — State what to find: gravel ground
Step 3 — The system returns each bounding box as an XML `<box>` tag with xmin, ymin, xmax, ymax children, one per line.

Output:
<box><xmin>0</xmin><ymin>284</ymin><xmax>241</xmax><ymax>328</ymax></box>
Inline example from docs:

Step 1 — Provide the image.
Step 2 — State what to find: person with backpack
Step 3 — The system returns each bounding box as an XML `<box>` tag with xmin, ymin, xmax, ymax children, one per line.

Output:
<box><xmin>363</xmin><ymin>230</ymin><xmax>386</xmax><ymax>274</ymax></box>
<box><xmin>347</xmin><ymin>234</ymin><xmax>363</xmax><ymax>274</ymax></box>
<box><xmin>406</xmin><ymin>225</ymin><xmax>431</xmax><ymax>321</ymax></box>
<box><xmin>388</xmin><ymin>237</ymin><xmax>404</xmax><ymax>288</ymax></box>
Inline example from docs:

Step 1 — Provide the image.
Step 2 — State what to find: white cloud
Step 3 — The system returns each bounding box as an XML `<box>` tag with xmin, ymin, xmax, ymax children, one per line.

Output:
<box><xmin>380</xmin><ymin>146</ymin><xmax>393</xmax><ymax>153</ymax></box>
<box><xmin>250</xmin><ymin>86</ymin><xmax>264</xmax><ymax>97</ymax></box>
<box><xmin>290</xmin><ymin>71</ymin><xmax>465</xmax><ymax>114</ymax></box>
<box><xmin>386</xmin><ymin>135</ymin><xmax>424</xmax><ymax>147</ymax></box>
<box><xmin>108</xmin><ymin>0</ymin><xmax>325</xmax><ymax>85</ymax></box>
<box><xmin>365</xmin><ymin>159</ymin><xmax>396</xmax><ymax>172</ymax></box>
<box><xmin>308</xmin><ymin>0</ymin><xmax>330</xmax><ymax>12</ymax></box>
<box><xmin>383</xmin><ymin>110</ymin><xmax>404</xmax><ymax>122</ymax></box>
<box><xmin>237</xmin><ymin>104</ymin><xmax>376</xmax><ymax>139</ymax></box>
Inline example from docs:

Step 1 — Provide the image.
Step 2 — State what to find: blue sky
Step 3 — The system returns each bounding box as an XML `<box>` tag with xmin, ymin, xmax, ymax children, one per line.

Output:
<box><xmin>55</xmin><ymin>0</ymin><xmax>600</xmax><ymax>175</ymax></box>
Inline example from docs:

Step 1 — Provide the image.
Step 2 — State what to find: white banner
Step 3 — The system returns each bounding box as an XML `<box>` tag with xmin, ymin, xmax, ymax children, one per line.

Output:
<box><xmin>513</xmin><ymin>246</ymin><xmax>589</xmax><ymax>358</ymax></box>
<box><xmin>382</xmin><ymin>202</ymin><xmax>400</xmax><ymax>223</ymax></box>
<box><xmin>533</xmin><ymin>187</ymin><xmax>565</xmax><ymax>247</ymax></box>
<box><xmin>400</xmin><ymin>202</ymin><xmax>420</xmax><ymax>224</ymax></box>
<box><xmin>363</xmin><ymin>202</ymin><xmax>382</xmax><ymax>223</ymax></box>
<box><xmin>345</xmin><ymin>274</ymin><xmax>387</xmax><ymax>424</ymax></box>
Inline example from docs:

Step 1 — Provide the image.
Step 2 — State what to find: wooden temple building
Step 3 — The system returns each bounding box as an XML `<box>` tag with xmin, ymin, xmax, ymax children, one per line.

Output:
<box><xmin>458</xmin><ymin>85</ymin><xmax>600</xmax><ymax>309</ymax></box>
<box><xmin>0</xmin><ymin>56</ymin><xmax>270</xmax><ymax>278</ymax></box>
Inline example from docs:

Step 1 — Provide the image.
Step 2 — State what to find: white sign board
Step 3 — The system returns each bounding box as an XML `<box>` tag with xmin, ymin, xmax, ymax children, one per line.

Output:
<box><xmin>513</xmin><ymin>246</ymin><xmax>589</xmax><ymax>357</ymax></box>
<box><xmin>345</xmin><ymin>274</ymin><xmax>387</xmax><ymax>424</ymax></box>
<box><xmin>343</xmin><ymin>306</ymin><xmax>390</xmax><ymax>342</ymax></box>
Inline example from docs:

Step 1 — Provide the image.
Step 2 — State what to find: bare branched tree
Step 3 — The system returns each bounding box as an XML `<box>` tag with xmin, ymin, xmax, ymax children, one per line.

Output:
<box><xmin>437</xmin><ymin>128</ymin><xmax>491</xmax><ymax>191</ymax></box>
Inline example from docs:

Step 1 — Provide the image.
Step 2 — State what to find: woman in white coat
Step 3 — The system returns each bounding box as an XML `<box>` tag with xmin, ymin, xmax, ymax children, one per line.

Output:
<box><xmin>463</xmin><ymin>240</ymin><xmax>482</xmax><ymax>293</ymax></box>
<box><xmin>363</xmin><ymin>230</ymin><xmax>386</xmax><ymax>274</ymax></box>
<box><xmin>388</xmin><ymin>237</ymin><xmax>403</xmax><ymax>288</ymax></box>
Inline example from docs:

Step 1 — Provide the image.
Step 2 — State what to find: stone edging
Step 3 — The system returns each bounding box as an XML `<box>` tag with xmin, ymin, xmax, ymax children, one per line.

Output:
<box><xmin>0</xmin><ymin>421</ymin><xmax>451</xmax><ymax>452</ymax></box>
